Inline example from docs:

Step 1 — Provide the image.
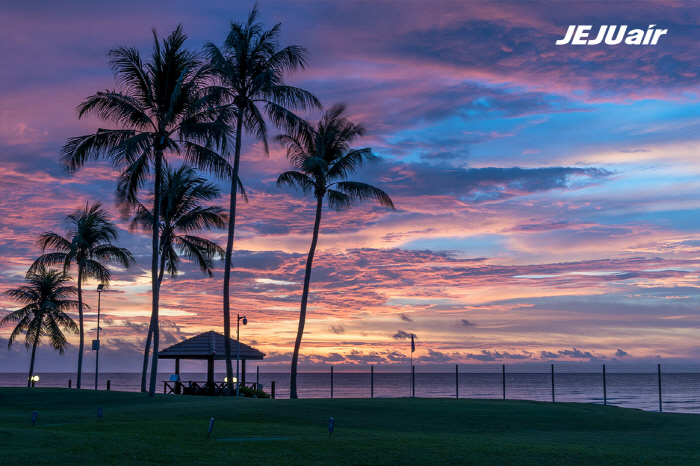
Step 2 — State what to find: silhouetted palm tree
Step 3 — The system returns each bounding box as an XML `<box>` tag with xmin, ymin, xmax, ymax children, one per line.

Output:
<box><xmin>205</xmin><ymin>6</ymin><xmax>322</xmax><ymax>393</ymax></box>
<box><xmin>60</xmin><ymin>26</ymin><xmax>232</xmax><ymax>396</ymax></box>
<box><xmin>277</xmin><ymin>103</ymin><xmax>395</xmax><ymax>398</ymax></box>
<box><xmin>130</xmin><ymin>164</ymin><xmax>230</xmax><ymax>391</ymax></box>
<box><xmin>30</xmin><ymin>202</ymin><xmax>134</xmax><ymax>389</ymax></box>
<box><xmin>2</xmin><ymin>265</ymin><xmax>79</xmax><ymax>387</ymax></box>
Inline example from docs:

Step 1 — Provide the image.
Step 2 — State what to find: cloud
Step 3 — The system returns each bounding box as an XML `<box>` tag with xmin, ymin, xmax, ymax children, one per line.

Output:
<box><xmin>558</xmin><ymin>348</ymin><xmax>596</xmax><ymax>359</ymax></box>
<box><xmin>615</xmin><ymin>349</ymin><xmax>630</xmax><ymax>358</ymax></box>
<box><xmin>460</xmin><ymin>319</ymin><xmax>475</xmax><ymax>326</ymax></box>
<box><xmin>345</xmin><ymin>350</ymin><xmax>386</xmax><ymax>364</ymax></box>
<box><xmin>373</xmin><ymin>162</ymin><xmax>611</xmax><ymax>201</ymax></box>
<box><xmin>464</xmin><ymin>350</ymin><xmax>533</xmax><ymax>361</ymax></box>
<box><xmin>399</xmin><ymin>313</ymin><xmax>413</xmax><ymax>322</ymax></box>
<box><xmin>417</xmin><ymin>349</ymin><xmax>455</xmax><ymax>363</ymax></box>
<box><xmin>391</xmin><ymin>330</ymin><xmax>415</xmax><ymax>340</ymax></box>
<box><xmin>330</xmin><ymin>326</ymin><xmax>345</xmax><ymax>335</ymax></box>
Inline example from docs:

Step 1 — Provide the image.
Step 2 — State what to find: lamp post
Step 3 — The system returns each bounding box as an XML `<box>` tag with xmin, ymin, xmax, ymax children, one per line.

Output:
<box><xmin>236</xmin><ymin>314</ymin><xmax>247</xmax><ymax>397</ymax></box>
<box><xmin>94</xmin><ymin>284</ymin><xmax>104</xmax><ymax>390</ymax></box>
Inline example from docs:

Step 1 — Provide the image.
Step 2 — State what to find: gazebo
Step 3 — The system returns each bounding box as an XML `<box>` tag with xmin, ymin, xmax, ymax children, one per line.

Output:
<box><xmin>158</xmin><ymin>330</ymin><xmax>265</xmax><ymax>395</ymax></box>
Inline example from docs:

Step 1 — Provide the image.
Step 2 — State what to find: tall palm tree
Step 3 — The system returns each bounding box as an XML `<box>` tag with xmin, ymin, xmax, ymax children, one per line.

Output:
<box><xmin>2</xmin><ymin>265</ymin><xmax>79</xmax><ymax>387</ymax></box>
<box><xmin>130</xmin><ymin>164</ymin><xmax>231</xmax><ymax>392</ymax></box>
<box><xmin>277</xmin><ymin>103</ymin><xmax>395</xmax><ymax>398</ymax></box>
<box><xmin>29</xmin><ymin>202</ymin><xmax>134</xmax><ymax>389</ymax></box>
<box><xmin>205</xmin><ymin>6</ymin><xmax>322</xmax><ymax>393</ymax></box>
<box><xmin>60</xmin><ymin>26</ymin><xmax>232</xmax><ymax>396</ymax></box>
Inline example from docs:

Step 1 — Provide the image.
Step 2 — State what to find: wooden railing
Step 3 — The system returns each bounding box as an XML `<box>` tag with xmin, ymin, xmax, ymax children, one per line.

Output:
<box><xmin>163</xmin><ymin>380</ymin><xmax>263</xmax><ymax>396</ymax></box>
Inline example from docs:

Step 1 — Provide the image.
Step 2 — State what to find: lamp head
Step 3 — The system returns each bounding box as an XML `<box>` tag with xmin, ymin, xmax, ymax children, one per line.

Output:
<box><xmin>97</xmin><ymin>284</ymin><xmax>105</xmax><ymax>292</ymax></box>
<box><xmin>242</xmin><ymin>317</ymin><xmax>247</xmax><ymax>326</ymax></box>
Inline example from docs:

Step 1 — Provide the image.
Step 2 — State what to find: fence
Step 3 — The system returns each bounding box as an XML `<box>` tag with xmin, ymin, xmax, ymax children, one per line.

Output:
<box><xmin>2</xmin><ymin>363</ymin><xmax>699</xmax><ymax>413</ymax></box>
<box><xmin>267</xmin><ymin>363</ymin><xmax>700</xmax><ymax>413</ymax></box>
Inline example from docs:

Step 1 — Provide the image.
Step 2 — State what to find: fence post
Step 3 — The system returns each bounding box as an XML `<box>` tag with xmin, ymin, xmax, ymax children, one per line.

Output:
<box><xmin>551</xmin><ymin>364</ymin><xmax>555</xmax><ymax>403</ymax></box>
<box><xmin>456</xmin><ymin>364</ymin><xmax>459</xmax><ymax>399</ymax></box>
<box><xmin>603</xmin><ymin>364</ymin><xmax>607</xmax><ymax>406</ymax></box>
<box><xmin>658</xmin><ymin>363</ymin><xmax>662</xmax><ymax>413</ymax></box>
<box><xmin>107</xmin><ymin>380</ymin><xmax>111</xmax><ymax>391</ymax></box>
<box><xmin>371</xmin><ymin>366</ymin><xmax>374</xmax><ymax>399</ymax></box>
<box><xmin>331</xmin><ymin>366</ymin><xmax>334</xmax><ymax>399</ymax></box>
<box><xmin>502</xmin><ymin>364</ymin><xmax>506</xmax><ymax>400</ymax></box>
<box><xmin>271</xmin><ymin>381</ymin><xmax>275</xmax><ymax>399</ymax></box>
<box><xmin>68</xmin><ymin>379</ymin><xmax>72</xmax><ymax>389</ymax></box>
<box><xmin>412</xmin><ymin>365</ymin><xmax>415</xmax><ymax>398</ymax></box>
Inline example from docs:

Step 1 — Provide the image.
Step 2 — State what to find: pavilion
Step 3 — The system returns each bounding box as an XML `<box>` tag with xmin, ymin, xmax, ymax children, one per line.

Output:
<box><xmin>158</xmin><ymin>330</ymin><xmax>265</xmax><ymax>395</ymax></box>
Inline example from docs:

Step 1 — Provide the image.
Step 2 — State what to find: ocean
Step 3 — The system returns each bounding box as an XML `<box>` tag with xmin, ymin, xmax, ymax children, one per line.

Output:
<box><xmin>3</xmin><ymin>364</ymin><xmax>699</xmax><ymax>414</ymax></box>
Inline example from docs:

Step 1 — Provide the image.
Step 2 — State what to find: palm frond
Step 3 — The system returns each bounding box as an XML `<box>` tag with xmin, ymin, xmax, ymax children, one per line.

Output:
<box><xmin>60</xmin><ymin>129</ymin><xmax>137</xmax><ymax>174</ymax></box>
<box><xmin>277</xmin><ymin>171</ymin><xmax>316</xmax><ymax>196</ymax></box>
<box><xmin>335</xmin><ymin>181</ymin><xmax>396</xmax><ymax>209</ymax></box>
<box><xmin>326</xmin><ymin>189</ymin><xmax>352</xmax><ymax>210</ymax></box>
<box><xmin>326</xmin><ymin>148</ymin><xmax>376</xmax><ymax>182</ymax></box>
<box><xmin>173</xmin><ymin>235</ymin><xmax>224</xmax><ymax>278</ymax></box>
<box><xmin>77</xmin><ymin>92</ymin><xmax>153</xmax><ymax>131</ymax></box>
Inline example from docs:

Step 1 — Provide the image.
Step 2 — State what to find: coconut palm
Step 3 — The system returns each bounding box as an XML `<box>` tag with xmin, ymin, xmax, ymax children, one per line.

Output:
<box><xmin>205</xmin><ymin>6</ymin><xmax>322</xmax><ymax>393</ymax></box>
<box><xmin>276</xmin><ymin>103</ymin><xmax>395</xmax><ymax>398</ymax></box>
<box><xmin>130</xmin><ymin>164</ymin><xmax>231</xmax><ymax>392</ymax></box>
<box><xmin>2</xmin><ymin>265</ymin><xmax>79</xmax><ymax>387</ymax></box>
<box><xmin>60</xmin><ymin>26</ymin><xmax>232</xmax><ymax>396</ymax></box>
<box><xmin>29</xmin><ymin>202</ymin><xmax>134</xmax><ymax>389</ymax></box>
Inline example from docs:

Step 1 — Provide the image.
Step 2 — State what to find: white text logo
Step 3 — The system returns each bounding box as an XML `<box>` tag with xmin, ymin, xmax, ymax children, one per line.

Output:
<box><xmin>555</xmin><ymin>25</ymin><xmax>667</xmax><ymax>45</ymax></box>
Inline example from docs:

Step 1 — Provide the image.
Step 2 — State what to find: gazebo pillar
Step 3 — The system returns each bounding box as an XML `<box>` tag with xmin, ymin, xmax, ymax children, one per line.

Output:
<box><xmin>207</xmin><ymin>358</ymin><xmax>214</xmax><ymax>396</ymax></box>
<box><xmin>175</xmin><ymin>358</ymin><xmax>181</xmax><ymax>394</ymax></box>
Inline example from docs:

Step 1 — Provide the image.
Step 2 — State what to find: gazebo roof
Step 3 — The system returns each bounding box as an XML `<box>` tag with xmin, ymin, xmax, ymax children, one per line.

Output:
<box><xmin>158</xmin><ymin>330</ymin><xmax>265</xmax><ymax>360</ymax></box>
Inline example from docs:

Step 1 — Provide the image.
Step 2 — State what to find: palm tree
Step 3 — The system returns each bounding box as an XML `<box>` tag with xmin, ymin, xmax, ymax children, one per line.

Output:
<box><xmin>30</xmin><ymin>202</ymin><xmax>134</xmax><ymax>389</ymax></box>
<box><xmin>205</xmin><ymin>6</ymin><xmax>322</xmax><ymax>393</ymax></box>
<box><xmin>276</xmin><ymin>103</ymin><xmax>395</xmax><ymax>398</ymax></box>
<box><xmin>2</xmin><ymin>265</ymin><xmax>79</xmax><ymax>387</ymax></box>
<box><xmin>130</xmin><ymin>164</ymin><xmax>231</xmax><ymax>392</ymax></box>
<box><xmin>60</xmin><ymin>26</ymin><xmax>232</xmax><ymax>396</ymax></box>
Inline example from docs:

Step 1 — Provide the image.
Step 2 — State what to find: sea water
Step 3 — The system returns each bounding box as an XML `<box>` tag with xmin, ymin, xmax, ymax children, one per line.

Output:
<box><xmin>2</xmin><ymin>364</ymin><xmax>699</xmax><ymax>414</ymax></box>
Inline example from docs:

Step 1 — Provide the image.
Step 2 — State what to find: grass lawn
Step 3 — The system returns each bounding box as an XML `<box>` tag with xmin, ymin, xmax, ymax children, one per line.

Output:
<box><xmin>1</xmin><ymin>388</ymin><xmax>698</xmax><ymax>465</ymax></box>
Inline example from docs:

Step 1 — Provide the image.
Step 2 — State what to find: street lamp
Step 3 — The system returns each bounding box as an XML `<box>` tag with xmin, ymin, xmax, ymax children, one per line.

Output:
<box><xmin>94</xmin><ymin>284</ymin><xmax>104</xmax><ymax>390</ymax></box>
<box><xmin>236</xmin><ymin>314</ymin><xmax>247</xmax><ymax>397</ymax></box>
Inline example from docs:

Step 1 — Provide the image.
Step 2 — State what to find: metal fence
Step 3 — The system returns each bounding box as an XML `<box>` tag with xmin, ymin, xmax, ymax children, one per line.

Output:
<box><xmin>2</xmin><ymin>363</ymin><xmax>699</xmax><ymax>413</ymax></box>
<box><xmin>261</xmin><ymin>363</ymin><xmax>700</xmax><ymax>413</ymax></box>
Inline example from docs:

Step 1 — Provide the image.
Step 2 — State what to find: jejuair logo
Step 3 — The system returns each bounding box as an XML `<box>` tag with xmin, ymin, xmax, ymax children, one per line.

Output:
<box><xmin>556</xmin><ymin>25</ymin><xmax>668</xmax><ymax>45</ymax></box>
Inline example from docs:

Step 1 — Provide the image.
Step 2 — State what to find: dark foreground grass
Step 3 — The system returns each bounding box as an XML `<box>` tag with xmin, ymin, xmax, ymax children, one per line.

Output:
<box><xmin>1</xmin><ymin>388</ymin><xmax>698</xmax><ymax>465</ymax></box>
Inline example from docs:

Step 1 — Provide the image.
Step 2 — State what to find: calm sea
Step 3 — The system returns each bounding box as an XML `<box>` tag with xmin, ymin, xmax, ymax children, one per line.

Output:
<box><xmin>3</xmin><ymin>365</ymin><xmax>699</xmax><ymax>414</ymax></box>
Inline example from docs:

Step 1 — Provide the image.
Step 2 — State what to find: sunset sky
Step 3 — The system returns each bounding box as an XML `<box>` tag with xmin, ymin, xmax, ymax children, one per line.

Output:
<box><xmin>2</xmin><ymin>1</ymin><xmax>700</xmax><ymax>373</ymax></box>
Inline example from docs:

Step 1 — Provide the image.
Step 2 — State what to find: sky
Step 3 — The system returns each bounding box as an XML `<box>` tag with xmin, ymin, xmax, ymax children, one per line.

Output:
<box><xmin>1</xmin><ymin>0</ymin><xmax>700</xmax><ymax>373</ymax></box>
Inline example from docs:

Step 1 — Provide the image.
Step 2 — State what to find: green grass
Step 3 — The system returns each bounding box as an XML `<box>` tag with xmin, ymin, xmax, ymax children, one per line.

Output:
<box><xmin>1</xmin><ymin>388</ymin><xmax>698</xmax><ymax>465</ymax></box>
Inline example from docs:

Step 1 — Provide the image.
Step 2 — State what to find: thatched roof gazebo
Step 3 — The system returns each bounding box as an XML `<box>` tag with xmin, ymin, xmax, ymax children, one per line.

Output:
<box><xmin>158</xmin><ymin>330</ymin><xmax>265</xmax><ymax>395</ymax></box>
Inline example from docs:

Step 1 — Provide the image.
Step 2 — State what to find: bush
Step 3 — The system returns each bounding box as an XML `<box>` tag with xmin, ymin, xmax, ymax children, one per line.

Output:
<box><xmin>239</xmin><ymin>385</ymin><xmax>270</xmax><ymax>398</ymax></box>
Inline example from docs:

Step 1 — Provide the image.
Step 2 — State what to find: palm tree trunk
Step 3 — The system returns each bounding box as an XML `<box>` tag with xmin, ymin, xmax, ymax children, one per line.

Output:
<box><xmin>27</xmin><ymin>319</ymin><xmax>40</xmax><ymax>387</ymax></box>
<box><xmin>140</xmin><ymin>319</ymin><xmax>153</xmax><ymax>392</ymax></box>
<box><xmin>76</xmin><ymin>267</ymin><xmax>84</xmax><ymax>389</ymax></box>
<box><xmin>223</xmin><ymin>110</ymin><xmax>244</xmax><ymax>395</ymax></box>
<box><xmin>140</xmin><ymin>233</ymin><xmax>168</xmax><ymax>393</ymax></box>
<box><xmin>147</xmin><ymin>148</ymin><xmax>163</xmax><ymax>397</ymax></box>
<box><xmin>290</xmin><ymin>195</ymin><xmax>324</xmax><ymax>399</ymax></box>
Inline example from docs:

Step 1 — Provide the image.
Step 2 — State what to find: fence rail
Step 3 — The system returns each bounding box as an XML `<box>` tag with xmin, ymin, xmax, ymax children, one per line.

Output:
<box><xmin>2</xmin><ymin>363</ymin><xmax>699</xmax><ymax>413</ymax></box>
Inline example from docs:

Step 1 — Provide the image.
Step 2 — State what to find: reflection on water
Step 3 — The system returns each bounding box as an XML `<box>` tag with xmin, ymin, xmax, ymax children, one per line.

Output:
<box><xmin>2</xmin><ymin>366</ymin><xmax>699</xmax><ymax>414</ymax></box>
